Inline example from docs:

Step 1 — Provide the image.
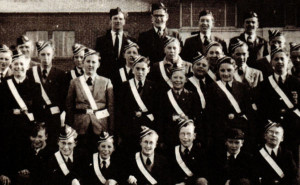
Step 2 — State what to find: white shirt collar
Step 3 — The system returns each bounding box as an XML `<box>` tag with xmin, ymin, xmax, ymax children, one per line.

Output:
<box><xmin>99</xmin><ymin>156</ymin><xmax>111</xmax><ymax>168</ymax></box>
<box><xmin>200</xmin><ymin>32</ymin><xmax>211</xmax><ymax>43</ymax></box>
<box><xmin>75</xmin><ymin>67</ymin><xmax>83</xmax><ymax>74</ymax></box>
<box><xmin>221</xmin><ymin>80</ymin><xmax>233</xmax><ymax>87</ymax></box>
<box><xmin>227</xmin><ymin>151</ymin><xmax>240</xmax><ymax>159</ymax></box>
<box><xmin>180</xmin><ymin>144</ymin><xmax>193</xmax><ymax>154</ymax></box>
<box><xmin>40</xmin><ymin>66</ymin><xmax>51</xmax><ymax>76</ymax></box>
<box><xmin>265</xmin><ymin>144</ymin><xmax>279</xmax><ymax>156</ymax></box>
<box><xmin>111</xmin><ymin>30</ymin><xmax>123</xmax><ymax>36</ymax></box>
<box><xmin>154</xmin><ymin>26</ymin><xmax>165</xmax><ymax>33</ymax></box>
<box><xmin>0</xmin><ymin>67</ymin><xmax>10</xmax><ymax>76</ymax></box>
<box><xmin>84</xmin><ymin>73</ymin><xmax>97</xmax><ymax>82</ymax></box>
<box><xmin>141</xmin><ymin>152</ymin><xmax>154</xmax><ymax>166</ymax></box>
<box><xmin>14</xmin><ymin>76</ymin><xmax>26</xmax><ymax>84</ymax></box>
<box><xmin>274</xmin><ymin>73</ymin><xmax>287</xmax><ymax>83</ymax></box>
<box><xmin>244</xmin><ymin>33</ymin><xmax>257</xmax><ymax>42</ymax></box>
<box><xmin>191</xmin><ymin>75</ymin><xmax>206</xmax><ymax>86</ymax></box>
<box><xmin>134</xmin><ymin>77</ymin><xmax>145</xmax><ymax>87</ymax></box>
<box><xmin>63</xmin><ymin>152</ymin><xmax>73</xmax><ymax>163</ymax></box>
<box><xmin>125</xmin><ymin>65</ymin><xmax>131</xmax><ymax>74</ymax></box>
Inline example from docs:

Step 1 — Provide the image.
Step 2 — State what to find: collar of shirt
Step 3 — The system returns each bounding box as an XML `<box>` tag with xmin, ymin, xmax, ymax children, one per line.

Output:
<box><xmin>191</xmin><ymin>75</ymin><xmax>206</xmax><ymax>86</ymax></box>
<box><xmin>40</xmin><ymin>66</ymin><xmax>51</xmax><ymax>76</ymax></box>
<box><xmin>200</xmin><ymin>32</ymin><xmax>211</xmax><ymax>43</ymax></box>
<box><xmin>14</xmin><ymin>76</ymin><xmax>26</xmax><ymax>84</ymax></box>
<box><xmin>173</xmin><ymin>88</ymin><xmax>183</xmax><ymax>95</ymax></box>
<box><xmin>227</xmin><ymin>151</ymin><xmax>239</xmax><ymax>159</ymax></box>
<box><xmin>180</xmin><ymin>144</ymin><xmax>193</xmax><ymax>154</ymax></box>
<box><xmin>84</xmin><ymin>73</ymin><xmax>96</xmax><ymax>82</ymax></box>
<box><xmin>63</xmin><ymin>152</ymin><xmax>73</xmax><ymax>163</ymax></box>
<box><xmin>154</xmin><ymin>26</ymin><xmax>165</xmax><ymax>34</ymax></box>
<box><xmin>125</xmin><ymin>65</ymin><xmax>131</xmax><ymax>74</ymax></box>
<box><xmin>244</xmin><ymin>33</ymin><xmax>257</xmax><ymax>42</ymax></box>
<box><xmin>265</xmin><ymin>144</ymin><xmax>279</xmax><ymax>156</ymax></box>
<box><xmin>111</xmin><ymin>30</ymin><xmax>123</xmax><ymax>43</ymax></box>
<box><xmin>141</xmin><ymin>153</ymin><xmax>154</xmax><ymax>166</ymax></box>
<box><xmin>221</xmin><ymin>80</ymin><xmax>233</xmax><ymax>87</ymax></box>
<box><xmin>75</xmin><ymin>67</ymin><xmax>83</xmax><ymax>74</ymax></box>
<box><xmin>134</xmin><ymin>78</ymin><xmax>145</xmax><ymax>87</ymax></box>
<box><xmin>274</xmin><ymin>73</ymin><xmax>287</xmax><ymax>83</ymax></box>
<box><xmin>99</xmin><ymin>156</ymin><xmax>111</xmax><ymax>167</ymax></box>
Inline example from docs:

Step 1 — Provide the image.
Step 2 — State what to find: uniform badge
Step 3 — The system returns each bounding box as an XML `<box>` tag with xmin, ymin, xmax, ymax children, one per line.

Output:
<box><xmin>280</xmin><ymin>109</ymin><xmax>286</xmax><ymax>113</ymax></box>
<box><xmin>135</xmin><ymin>111</ymin><xmax>142</xmax><ymax>118</ymax></box>
<box><xmin>228</xmin><ymin>113</ymin><xmax>235</xmax><ymax>120</ymax></box>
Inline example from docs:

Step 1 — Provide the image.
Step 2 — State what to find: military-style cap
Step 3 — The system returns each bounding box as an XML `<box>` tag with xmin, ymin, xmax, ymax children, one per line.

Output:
<box><xmin>59</xmin><ymin>125</ymin><xmax>78</xmax><ymax>140</ymax></box>
<box><xmin>16</xmin><ymin>35</ymin><xmax>30</xmax><ymax>46</ymax></box>
<box><xmin>151</xmin><ymin>2</ymin><xmax>167</xmax><ymax>13</ymax></box>
<box><xmin>0</xmin><ymin>44</ymin><xmax>11</xmax><ymax>53</ymax></box>
<box><xmin>132</xmin><ymin>55</ymin><xmax>150</xmax><ymax>67</ymax></box>
<box><xmin>226</xmin><ymin>128</ymin><xmax>245</xmax><ymax>139</ymax></box>
<box><xmin>177</xmin><ymin>118</ymin><xmax>194</xmax><ymax>130</ymax></box>
<box><xmin>265</xmin><ymin>120</ymin><xmax>282</xmax><ymax>133</ymax></box>
<box><xmin>204</xmin><ymin>41</ymin><xmax>222</xmax><ymax>55</ymax></box>
<box><xmin>271</xmin><ymin>46</ymin><xmax>284</xmax><ymax>58</ymax></box>
<box><xmin>124</xmin><ymin>39</ymin><xmax>139</xmax><ymax>52</ymax></box>
<box><xmin>290</xmin><ymin>42</ymin><xmax>300</xmax><ymax>52</ymax></box>
<box><xmin>109</xmin><ymin>7</ymin><xmax>123</xmax><ymax>18</ymax></box>
<box><xmin>98</xmin><ymin>131</ymin><xmax>114</xmax><ymax>143</ymax></box>
<box><xmin>12</xmin><ymin>49</ymin><xmax>24</xmax><ymax>62</ymax></box>
<box><xmin>268</xmin><ymin>30</ymin><xmax>283</xmax><ymax>41</ymax></box>
<box><xmin>163</xmin><ymin>36</ymin><xmax>178</xmax><ymax>48</ymax></box>
<box><xmin>217</xmin><ymin>56</ymin><xmax>235</xmax><ymax>71</ymax></box>
<box><xmin>72</xmin><ymin>43</ymin><xmax>86</xmax><ymax>55</ymax></box>
<box><xmin>229</xmin><ymin>39</ymin><xmax>246</xmax><ymax>54</ymax></box>
<box><xmin>36</xmin><ymin>40</ymin><xmax>54</xmax><ymax>53</ymax></box>
<box><xmin>192</xmin><ymin>52</ymin><xmax>205</xmax><ymax>65</ymax></box>
<box><xmin>243</xmin><ymin>11</ymin><xmax>258</xmax><ymax>20</ymax></box>
<box><xmin>83</xmin><ymin>48</ymin><xmax>99</xmax><ymax>61</ymax></box>
<box><xmin>198</xmin><ymin>10</ymin><xmax>213</xmax><ymax>19</ymax></box>
<box><xmin>140</xmin><ymin>125</ymin><xmax>154</xmax><ymax>139</ymax></box>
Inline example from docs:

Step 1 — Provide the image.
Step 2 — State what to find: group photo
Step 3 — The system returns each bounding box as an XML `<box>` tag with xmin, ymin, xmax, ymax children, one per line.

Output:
<box><xmin>0</xmin><ymin>0</ymin><xmax>300</xmax><ymax>184</ymax></box>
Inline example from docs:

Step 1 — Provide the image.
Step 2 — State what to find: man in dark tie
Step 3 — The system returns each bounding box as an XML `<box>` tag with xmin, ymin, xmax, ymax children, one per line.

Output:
<box><xmin>138</xmin><ymin>3</ymin><xmax>183</xmax><ymax>65</ymax></box>
<box><xmin>0</xmin><ymin>44</ymin><xmax>13</xmax><ymax>83</ymax></box>
<box><xmin>16</xmin><ymin>35</ymin><xmax>38</xmax><ymax>70</ymax></box>
<box><xmin>95</xmin><ymin>7</ymin><xmax>132</xmax><ymax>78</ymax></box>
<box><xmin>181</xmin><ymin>10</ymin><xmax>227</xmax><ymax>63</ymax></box>
<box><xmin>229</xmin><ymin>11</ymin><xmax>268</xmax><ymax>67</ymax></box>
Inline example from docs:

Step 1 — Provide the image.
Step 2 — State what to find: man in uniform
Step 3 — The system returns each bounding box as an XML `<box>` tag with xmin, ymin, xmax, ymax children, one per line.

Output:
<box><xmin>0</xmin><ymin>44</ymin><xmax>13</xmax><ymax>83</ymax></box>
<box><xmin>95</xmin><ymin>7</ymin><xmax>132</xmax><ymax>78</ymax></box>
<box><xmin>229</xmin><ymin>11</ymin><xmax>268</xmax><ymax>67</ymax></box>
<box><xmin>181</xmin><ymin>10</ymin><xmax>227</xmax><ymax>62</ymax></box>
<box><xmin>16</xmin><ymin>35</ymin><xmax>38</xmax><ymax>70</ymax></box>
<box><xmin>252</xmin><ymin>122</ymin><xmax>298</xmax><ymax>185</ymax></box>
<box><xmin>289</xmin><ymin>42</ymin><xmax>300</xmax><ymax>81</ymax></box>
<box><xmin>138</xmin><ymin>3</ymin><xmax>182</xmax><ymax>65</ymax></box>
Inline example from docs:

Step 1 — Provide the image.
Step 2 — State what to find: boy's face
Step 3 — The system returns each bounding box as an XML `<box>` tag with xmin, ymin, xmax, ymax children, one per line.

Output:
<box><xmin>179</xmin><ymin>124</ymin><xmax>196</xmax><ymax>148</ymax></box>
<box><xmin>98</xmin><ymin>141</ymin><xmax>114</xmax><ymax>159</ymax></box>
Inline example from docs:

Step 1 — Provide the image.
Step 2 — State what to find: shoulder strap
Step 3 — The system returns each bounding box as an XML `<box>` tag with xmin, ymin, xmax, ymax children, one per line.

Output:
<box><xmin>93</xmin><ymin>153</ymin><xmax>106</xmax><ymax>184</ymax></box>
<box><xmin>70</xmin><ymin>70</ymin><xmax>77</xmax><ymax>79</ymax></box>
<box><xmin>207</xmin><ymin>70</ymin><xmax>216</xmax><ymax>82</ymax></box>
<box><xmin>32</xmin><ymin>66</ymin><xmax>52</xmax><ymax>105</ymax></box>
<box><xmin>216</xmin><ymin>81</ymin><xmax>241</xmax><ymax>114</ymax></box>
<box><xmin>119</xmin><ymin>68</ymin><xmax>127</xmax><ymax>82</ymax></box>
<box><xmin>159</xmin><ymin>61</ymin><xmax>173</xmax><ymax>88</ymax></box>
<box><xmin>188</xmin><ymin>77</ymin><xmax>206</xmax><ymax>109</ymax></box>
<box><xmin>54</xmin><ymin>151</ymin><xmax>70</xmax><ymax>176</ymax></box>
<box><xmin>79</xmin><ymin>76</ymin><xmax>98</xmax><ymax>110</ymax></box>
<box><xmin>135</xmin><ymin>152</ymin><xmax>157</xmax><ymax>185</ymax></box>
<box><xmin>259</xmin><ymin>148</ymin><xmax>285</xmax><ymax>178</ymax></box>
<box><xmin>175</xmin><ymin>146</ymin><xmax>193</xmax><ymax>177</ymax></box>
<box><xmin>167</xmin><ymin>89</ymin><xmax>185</xmax><ymax>116</ymax></box>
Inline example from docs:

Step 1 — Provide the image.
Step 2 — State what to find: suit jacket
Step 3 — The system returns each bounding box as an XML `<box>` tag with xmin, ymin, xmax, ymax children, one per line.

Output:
<box><xmin>47</xmin><ymin>149</ymin><xmax>88</xmax><ymax>185</ymax></box>
<box><xmin>209</xmin><ymin>149</ymin><xmax>253</xmax><ymax>185</ymax></box>
<box><xmin>138</xmin><ymin>28</ymin><xmax>183</xmax><ymax>65</ymax></box>
<box><xmin>229</xmin><ymin>33</ymin><xmax>269</xmax><ymax>66</ymax></box>
<box><xmin>170</xmin><ymin>145</ymin><xmax>208</xmax><ymax>185</ymax></box>
<box><xmin>66</xmin><ymin>75</ymin><xmax>114</xmax><ymax>134</ymax></box>
<box><xmin>233</xmin><ymin>65</ymin><xmax>264</xmax><ymax>88</ymax></box>
<box><xmin>86</xmin><ymin>153</ymin><xmax>122</xmax><ymax>185</ymax></box>
<box><xmin>0</xmin><ymin>68</ymin><xmax>13</xmax><ymax>83</ymax></box>
<box><xmin>126</xmin><ymin>152</ymin><xmax>171</xmax><ymax>185</ymax></box>
<box><xmin>181</xmin><ymin>33</ymin><xmax>228</xmax><ymax>62</ymax></box>
<box><xmin>206</xmin><ymin>80</ymin><xmax>252</xmax><ymax>140</ymax></box>
<box><xmin>95</xmin><ymin>30</ymin><xmax>133</xmax><ymax>78</ymax></box>
<box><xmin>252</xmin><ymin>146</ymin><xmax>298</xmax><ymax>185</ymax></box>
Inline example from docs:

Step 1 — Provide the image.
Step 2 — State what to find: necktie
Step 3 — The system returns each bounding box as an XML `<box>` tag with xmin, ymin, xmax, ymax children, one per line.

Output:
<box><xmin>184</xmin><ymin>148</ymin><xmax>189</xmax><ymax>156</ymax></box>
<box><xmin>146</xmin><ymin>158</ymin><xmax>152</xmax><ymax>171</ymax></box>
<box><xmin>66</xmin><ymin>158</ymin><xmax>72</xmax><ymax>169</ymax></box>
<box><xmin>42</xmin><ymin>69</ymin><xmax>47</xmax><ymax>79</ymax></box>
<box><xmin>157</xmin><ymin>27</ymin><xmax>162</xmax><ymax>38</ymax></box>
<box><xmin>138</xmin><ymin>80</ymin><xmax>143</xmax><ymax>93</ymax></box>
<box><xmin>278</xmin><ymin>76</ymin><xmax>284</xmax><ymax>87</ymax></box>
<box><xmin>80</xmin><ymin>69</ymin><xmax>84</xmax><ymax>75</ymax></box>
<box><xmin>226</xmin><ymin>82</ymin><xmax>232</xmax><ymax>93</ymax></box>
<box><xmin>247</xmin><ymin>35</ymin><xmax>253</xmax><ymax>45</ymax></box>
<box><xmin>128</xmin><ymin>69</ymin><xmax>133</xmax><ymax>79</ymax></box>
<box><xmin>114</xmin><ymin>31</ymin><xmax>119</xmax><ymax>59</ymax></box>
<box><xmin>228</xmin><ymin>155</ymin><xmax>235</xmax><ymax>165</ymax></box>
<box><xmin>238</xmin><ymin>68</ymin><xmax>244</xmax><ymax>75</ymax></box>
<box><xmin>203</xmin><ymin>35</ymin><xmax>209</xmax><ymax>46</ymax></box>
<box><xmin>86</xmin><ymin>77</ymin><xmax>93</xmax><ymax>86</ymax></box>
<box><xmin>271</xmin><ymin>150</ymin><xmax>277</xmax><ymax>159</ymax></box>
<box><xmin>175</xmin><ymin>91</ymin><xmax>180</xmax><ymax>99</ymax></box>
<box><xmin>102</xmin><ymin>160</ymin><xmax>107</xmax><ymax>171</ymax></box>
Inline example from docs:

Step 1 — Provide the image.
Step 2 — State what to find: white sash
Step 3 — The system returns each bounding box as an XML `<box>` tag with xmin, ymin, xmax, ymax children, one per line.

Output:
<box><xmin>159</xmin><ymin>61</ymin><xmax>173</xmax><ymax>88</ymax></box>
<box><xmin>135</xmin><ymin>152</ymin><xmax>157</xmax><ymax>185</ymax></box>
<box><xmin>119</xmin><ymin>68</ymin><xmax>127</xmax><ymax>82</ymax></box>
<box><xmin>175</xmin><ymin>146</ymin><xmax>193</xmax><ymax>177</ymax></box>
<box><xmin>259</xmin><ymin>148</ymin><xmax>285</xmax><ymax>178</ymax></box>
<box><xmin>188</xmin><ymin>77</ymin><xmax>206</xmax><ymax>109</ymax></box>
<box><xmin>93</xmin><ymin>153</ymin><xmax>106</xmax><ymax>184</ymax></box>
<box><xmin>129</xmin><ymin>79</ymin><xmax>154</xmax><ymax>121</ymax></box>
<box><xmin>167</xmin><ymin>89</ymin><xmax>185</xmax><ymax>116</ymax></box>
<box><xmin>79</xmin><ymin>76</ymin><xmax>98</xmax><ymax>110</ymax></box>
<box><xmin>7</xmin><ymin>79</ymin><xmax>34</xmax><ymax>121</ymax></box>
<box><xmin>216</xmin><ymin>81</ymin><xmax>241</xmax><ymax>114</ymax></box>
<box><xmin>207</xmin><ymin>70</ymin><xmax>216</xmax><ymax>82</ymax></box>
<box><xmin>32</xmin><ymin>66</ymin><xmax>52</xmax><ymax>105</ymax></box>
<box><xmin>70</xmin><ymin>70</ymin><xmax>77</xmax><ymax>79</ymax></box>
<box><xmin>54</xmin><ymin>151</ymin><xmax>70</xmax><ymax>176</ymax></box>
<box><xmin>268</xmin><ymin>76</ymin><xmax>300</xmax><ymax>117</ymax></box>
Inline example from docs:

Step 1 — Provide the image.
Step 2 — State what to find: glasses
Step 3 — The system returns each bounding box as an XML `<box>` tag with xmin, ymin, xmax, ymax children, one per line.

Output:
<box><xmin>266</xmin><ymin>130</ymin><xmax>282</xmax><ymax>136</ymax></box>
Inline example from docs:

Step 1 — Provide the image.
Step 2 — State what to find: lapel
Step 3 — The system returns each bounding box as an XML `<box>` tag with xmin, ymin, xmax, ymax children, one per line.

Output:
<box><xmin>195</xmin><ymin>34</ymin><xmax>204</xmax><ymax>53</ymax></box>
<box><xmin>46</xmin><ymin>67</ymin><xmax>55</xmax><ymax>85</ymax></box>
<box><xmin>151</xmin><ymin>28</ymin><xmax>160</xmax><ymax>40</ymax></box>
<box><xmin>106</xmin><ymin>30</ymin><xmax>114</xmax><ymax>49</ymax></box>
<box><xmin>120</xmin><ymin>32</ymin><xmax>128</xmax><ymax>52</ymax></box>
<box><xmin>93</xmin><ymin>75</ymin><xmax>100</xmax><ymax>97</ymax></box>
<box><xmin>37</xmin><ymin>66</ymin><xmax>42</xmax><ymax>80</ymax></box>
<box><xmin>239</xmin><ymin>33</ymin><xmax>247</xmax><ymax>43</ymax></box>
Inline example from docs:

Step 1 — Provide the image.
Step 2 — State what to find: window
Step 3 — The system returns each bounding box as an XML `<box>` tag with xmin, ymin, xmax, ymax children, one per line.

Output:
<box><xmin>52</xmin><ymin>31</ymin><xmax>75</xmax><ymax>57</ymax></box>
<box><xmin>26</xmin><ymin>31</ymin><xmax>48</xmax><ymax>57</ymax></box>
